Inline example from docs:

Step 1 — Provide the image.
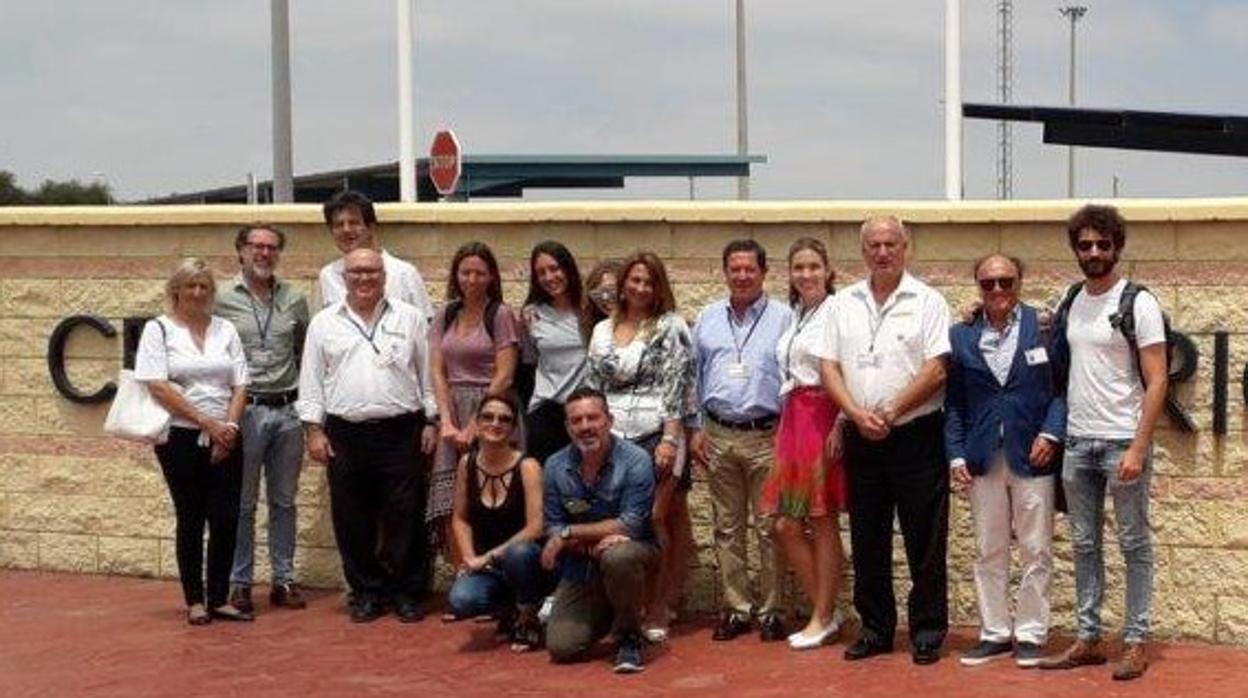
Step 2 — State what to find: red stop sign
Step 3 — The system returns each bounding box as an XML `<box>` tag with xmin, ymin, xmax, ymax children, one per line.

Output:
<box><xmin>429</xmin><ymin>129</ymin><xmax>462</xmax><ymax>197</ymax></box>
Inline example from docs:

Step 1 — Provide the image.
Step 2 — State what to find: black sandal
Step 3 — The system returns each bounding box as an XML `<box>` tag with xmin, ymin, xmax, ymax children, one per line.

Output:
<box><xmin>509</xmin><ymin>609</ymin><xmax>543</xmax><ymax>652</ymax></box>
<box><xmin>210</xmin><ymin>604</ymin><xmax>255</xmax><ymax>622</ymax></box>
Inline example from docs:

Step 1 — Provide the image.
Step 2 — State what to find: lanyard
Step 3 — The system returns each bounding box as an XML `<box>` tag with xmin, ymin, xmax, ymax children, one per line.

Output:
<box><xmin>862</xmin><ymin>291</ymin><xmax>906</xmax><ymax>353</ymax></box>
<box><xmin>727</xmin><ymin>299</ymin><xmax>767</xmax><ymax>363</ymax></box>
<box><xmin>782</xmin><ymin>296</ymin><xmax>827</xmax><ymax>382</ymax></box>
<box><xmin>248</xmin><ymin>293</ymin><xmax>275</xmax><ymax>349</ymax></box>
<box><xmin>346</xmin><ymin>302</ymin><xmax>390</xmax><ymax>354</ymax></box>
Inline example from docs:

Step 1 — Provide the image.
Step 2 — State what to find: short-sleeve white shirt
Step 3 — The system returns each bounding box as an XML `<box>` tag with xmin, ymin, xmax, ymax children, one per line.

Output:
<box><xmin>318</xmin><ymin>249</ymin><xmax>434</xmax><ymax>321</ymax></box>
<box><xmin>776</xmin><ymin>295</ymin><xmax>836</xmax><ymax>397</ymax></box>
<box><xmin>815</xmin><ymin>273</ymin><xmax>951</xmax><ymax>425</ymax></box>
<box><xmin>1066</xmin><ymin>278</ymin><xmax>1166</xmax><ymax>439</ymax></box>
<box><xmin>134</xmin><ymin>315</ymin><xmax>249</xmax><ymax>428</ymax></box>
<box><xmin>296</xmin><ymin>299</ymin><xmax>438</xmax><ymax>424</ymax></box>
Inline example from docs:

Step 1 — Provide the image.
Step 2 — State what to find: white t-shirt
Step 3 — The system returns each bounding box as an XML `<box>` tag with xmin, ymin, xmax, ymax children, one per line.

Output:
<box><xmin>776</xmin><ymin>295</ymin><xmax>835</xmax><ymax>397</ymax></box>
<box><xmin>318</xmin><ymin>249</ymin><xmax>434</xmax><ymax>321</ymax></box>
<box><xmin>134</xmin><ymin>316</ymin><xmax>249</xmax><ymax>428</ymax></box>
<box><xmin>1065</xmin><ymin>278</ymin><xmax>1166</xmax><ymax>439</ymax></box>
<box><xmin>815</xmin><ymin>273</ymin><xmax>951</xmax><ymax>425</ymax></box>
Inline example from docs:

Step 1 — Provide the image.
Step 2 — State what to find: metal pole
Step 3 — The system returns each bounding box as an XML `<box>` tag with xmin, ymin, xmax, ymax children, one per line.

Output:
<box><xmin>397</xmin><ymin>0</ymin><xmax>416</xmax><ymax>203</ymax></box>
<box><xmin>1060</xmin><ymin>6</ymin><xmax>1086</xmax><ymax>199</ymax></box>
<box><xmin>735</xmin><ymin>0</ymin><xmax>749</xmax><ymax>200</ymax></box>
<box><xmin>270</xmin><ymin>0</ymin><xmax>294</xmax><ymax>203</ymax></box>
<box><xmin>944</xmin><ymin>0</ymin><xmax>962</xmax><ymax>200</ymax></box>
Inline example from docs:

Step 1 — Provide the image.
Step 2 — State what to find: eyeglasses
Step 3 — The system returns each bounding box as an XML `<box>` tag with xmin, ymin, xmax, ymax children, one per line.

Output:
<box><xmin>477</xmin><ymin>411</ymin><xmax>515</xmax><ymax>426</ymax></box>
<box><xmin>345</xmin><ymin>267</ymin><xmax>383</xmax><ymax>277</ymax></box>
<box><xmin>977</xmin><ymin>277</ymin><xmax>1016</xmax><ymax>292</ymax></box>
<box><xmin>1076</xmin><ymin>239</ymin><xmax>1115</xmax><ymax>253</ymax></box>
<box><xmin>246</xmin><ymin>242</ymin><xmax>281</xmax><ymax>252</ymax></box>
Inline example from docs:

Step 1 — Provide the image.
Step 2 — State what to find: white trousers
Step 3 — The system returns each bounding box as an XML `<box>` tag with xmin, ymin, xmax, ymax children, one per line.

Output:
<box><xmin>968</xmin><ymin>451</ymin><xmax>1055</xmax><ymax>644</ymax></box>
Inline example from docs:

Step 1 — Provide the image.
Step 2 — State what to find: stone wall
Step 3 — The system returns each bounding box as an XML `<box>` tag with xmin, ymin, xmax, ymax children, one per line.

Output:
<box><xmin>3</xmin><ymin>200</ymin><xmax>1248</xmax><ymax>642</ymax></box>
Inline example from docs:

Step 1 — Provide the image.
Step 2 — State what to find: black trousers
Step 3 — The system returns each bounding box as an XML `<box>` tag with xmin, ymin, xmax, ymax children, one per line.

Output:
<box><xmin>844</xmin><ymin>410</ymin><xmax>949</xmax><ymax>647</ymax></box>
<box><xmin>155</xmin><ymin>427</ymin><xmax>243</xmax><ymax>608</ymax></box>
<box><xmin>325</xmin><ymin>412</ymin><xmax>428</xmax><ymax>601</ymax></box>
<box><xmin>525</xmin><ymin>399</ymin><xmax>569</xmax><ymax>467</ymax></box>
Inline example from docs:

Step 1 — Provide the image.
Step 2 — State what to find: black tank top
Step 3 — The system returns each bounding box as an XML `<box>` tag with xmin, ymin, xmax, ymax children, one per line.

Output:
<box><xmin>468</xmin><ymin>450</ymin><xmax>527</xmax><ymax>555</ymax></box>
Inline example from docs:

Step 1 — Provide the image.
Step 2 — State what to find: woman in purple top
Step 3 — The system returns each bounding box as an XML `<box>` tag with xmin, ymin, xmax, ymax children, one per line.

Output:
<box><xmin>429</xmin><ymin>242</ymin><xmax>521</xmax><ymax>555</ymax></box>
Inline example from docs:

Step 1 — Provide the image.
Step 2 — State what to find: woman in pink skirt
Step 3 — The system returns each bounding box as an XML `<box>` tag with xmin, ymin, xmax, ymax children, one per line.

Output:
<box><xmin>760</xmin><ymin>237</ymin><xmax>849</xmax><ymax>651</ymax></box>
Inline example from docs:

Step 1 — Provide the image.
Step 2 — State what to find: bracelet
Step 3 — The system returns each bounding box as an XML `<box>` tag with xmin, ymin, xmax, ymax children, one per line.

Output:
<box><xmin>660</xmin><ymin>434</ymin><xmax>679</xmax><ymax>446</ymax></box>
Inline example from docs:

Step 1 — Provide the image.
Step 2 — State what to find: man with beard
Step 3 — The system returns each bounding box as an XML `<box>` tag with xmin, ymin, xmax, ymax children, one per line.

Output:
<box><xmin>318</xmin><ymin>190</ymin><xmax>434</xmax><ymax>320</ymax></box>
<box><xmin>541</xmin><ymin>386</ymin><xmax>657</xmax><ymax>674</ymax></box>
<box><xmin>297</xmin><ymin>248</ymin><xmax>439</xmax><ymax>623</ymax></box>
<box><xmin>216</xmin><ymin>225</ymin><xmax>311</xmax><ymax>614</ymax></box>
<box><xmin>1039</xmin><ymin>204</ymin><xmax>1167</xmax><ymax>681</ymax></box>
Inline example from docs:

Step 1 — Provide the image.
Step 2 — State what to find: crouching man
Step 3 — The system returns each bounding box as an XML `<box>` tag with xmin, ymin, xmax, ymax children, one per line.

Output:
<box><xmin>541</xmin><ymin>387</ymin><xmax>658</xmax><ymax>674</ymax></box>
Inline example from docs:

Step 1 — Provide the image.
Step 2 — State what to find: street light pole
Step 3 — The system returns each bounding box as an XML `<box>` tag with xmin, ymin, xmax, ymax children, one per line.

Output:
<box><xmin>270</xmin><ymin>0</ymin><xmax>294</xmax><ymax>203</ymax></box>
<box><xmin>735</xmin><ymin>0</ymin><xmax>749</xmax><ymax>200</ymax></box>
<box><xmin>945</xmin><ymin>0</ymin><xmax>962</xmax><ymax>201</ymax></box>
<box><xmin>397</xmin><ymin>0</ymin><xmax>417</xmax><ymax>203</ymax></box>
<box><xmin>1059</xmin><ymin>5</ymin><xmax>1087</xmax><ymax>199</ymax></box>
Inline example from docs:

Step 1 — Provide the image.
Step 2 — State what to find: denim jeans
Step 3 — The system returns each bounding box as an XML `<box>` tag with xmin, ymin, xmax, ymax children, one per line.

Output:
<box><xmin>1062</xmin><ymin>436</ymin><xmax>1154</xmax><ymax>643</ymax></box>
<box><xmin>447</xmin><ymin>541</ymin><xmax>554</xmax><ymax>617</ymax></box>
<box><xmin>231</xmin><ymin>403</ymin><xmax>305</xmax><ymax>587</ymax></box>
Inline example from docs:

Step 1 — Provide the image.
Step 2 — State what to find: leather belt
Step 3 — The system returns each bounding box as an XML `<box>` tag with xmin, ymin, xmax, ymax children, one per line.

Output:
<box><xmin>706</xmin><ymin>411</ymin><xmax>778</xmax><ymax>432</ymax></box>
<box><xmin>247</xmin><ymin>390</ymin><xmax>297</xmax><ymax>407</ymax></box>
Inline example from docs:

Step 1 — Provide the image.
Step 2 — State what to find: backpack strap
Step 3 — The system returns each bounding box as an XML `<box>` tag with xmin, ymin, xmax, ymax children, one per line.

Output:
<box><xmin>483</xmin><ymin>299</ymin><xmax>501</xmax><ymax>344</ymax></box>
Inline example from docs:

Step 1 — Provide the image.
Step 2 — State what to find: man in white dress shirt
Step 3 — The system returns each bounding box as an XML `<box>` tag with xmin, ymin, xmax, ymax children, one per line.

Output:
<box><xmin>297</xmin><ymin>248</ymin><xmax>438</xmax><ymax>623</ymax></box>
<box><xmin>817</xmin><ymin>215</ymin><xmax>952</xmax><ymax>665</ymax></box>
<box><xmin>318</xmin><ymin>190</ymin><xmax>434</xmax><ymax>320</ymax></box>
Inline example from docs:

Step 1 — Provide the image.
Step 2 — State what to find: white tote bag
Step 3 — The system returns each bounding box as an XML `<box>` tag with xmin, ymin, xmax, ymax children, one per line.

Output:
<box><xmin>103</xmin><ymin>369</ymin><xmax>172</xmax><ymax>444</ymax></box>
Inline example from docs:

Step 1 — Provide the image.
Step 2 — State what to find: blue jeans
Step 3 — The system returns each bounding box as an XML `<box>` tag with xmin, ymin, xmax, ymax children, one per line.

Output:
<box><xmin>447</xmin><ymin>541</ymin><xmax>553</xmax><ymax>617</ymax></box>
<box><xmin>231</xmin><ymin>403</ymin><xmax>305</xmax><ymax>586</ymax></box>
<box><xmin>1062</xmin><ymin>436</ymin><xmax>1154</xmax><ymax>643</ymax></box>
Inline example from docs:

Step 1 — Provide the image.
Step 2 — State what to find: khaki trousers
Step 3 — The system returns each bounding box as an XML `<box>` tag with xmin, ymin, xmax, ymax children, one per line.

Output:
<box><xmin>546</xmin><ymin>541</ymin><xmax>658</xmax><ymax>662</ymax></box>
<box><xmin>705</xmin><ymin>421</ymin><xmax>783</xmax><ymax>617</ymax></box>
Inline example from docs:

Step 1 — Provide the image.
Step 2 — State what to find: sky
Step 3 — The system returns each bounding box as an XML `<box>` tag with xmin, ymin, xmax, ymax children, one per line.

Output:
<box><xmin>3</xmin><ymin>0</ymin><xmax>1246</xmax><ymax>202</ymax></box>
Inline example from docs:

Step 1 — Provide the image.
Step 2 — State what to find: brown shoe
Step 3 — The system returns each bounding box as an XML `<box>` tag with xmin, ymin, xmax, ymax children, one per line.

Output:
<box><xmin>270</xmin><ymin>582</ymin><xmax>308</xmax><ymax>610</ymax></box>
<box><xmin>228</xmin><ymin>585</ymin><xmax>254</xmax><ymax>614</ymax></box>
<box><xmin>1112</xmin><ymin>642</ymin><xmax>1149</xmax><ymax>681</ymax></box>
<box><xmin>1037</xmin><ymin>639</ymin><xmax>1108</xmax><ymax>670</ymax></box>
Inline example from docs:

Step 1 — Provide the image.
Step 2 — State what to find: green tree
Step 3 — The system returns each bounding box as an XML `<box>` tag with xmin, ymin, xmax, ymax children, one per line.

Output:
<box><xmin>0</xmin><ymin>170</ymin><xmax>113</xmax><ymax>205</ymax></box>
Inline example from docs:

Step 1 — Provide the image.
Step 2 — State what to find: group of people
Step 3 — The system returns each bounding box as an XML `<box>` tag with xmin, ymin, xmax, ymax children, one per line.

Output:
<box><xmin>133</xmin><ymin>192</ymin><xmax>1163</xmax><ymax>680</ymax></box>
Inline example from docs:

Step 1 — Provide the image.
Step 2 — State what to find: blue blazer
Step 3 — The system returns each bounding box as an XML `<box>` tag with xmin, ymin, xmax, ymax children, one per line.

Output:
<box><xmin>944</xmin><ymin>304</ymin><xmax>1066</xmax><ymax>477</ymax></box>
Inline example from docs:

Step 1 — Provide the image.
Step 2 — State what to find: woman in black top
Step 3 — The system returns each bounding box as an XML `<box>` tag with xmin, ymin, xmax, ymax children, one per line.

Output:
<box><xmin>447</xmin><ymin>393</ymin><xmax>550</xmax><ymax>650</ymax></box>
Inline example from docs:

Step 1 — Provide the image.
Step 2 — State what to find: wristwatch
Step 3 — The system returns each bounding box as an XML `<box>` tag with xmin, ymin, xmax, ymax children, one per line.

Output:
<box><xmin>559</xmin><ymin>525</ymin><xmax>572</xmax><ymax>541</ymax></box>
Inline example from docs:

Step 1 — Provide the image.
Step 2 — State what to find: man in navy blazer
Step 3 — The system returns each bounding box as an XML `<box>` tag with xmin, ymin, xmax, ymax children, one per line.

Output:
<box><xmin>945</xmin><ymin>254</ymin><xmax>1065</xmax><ymax>669</ymax></box>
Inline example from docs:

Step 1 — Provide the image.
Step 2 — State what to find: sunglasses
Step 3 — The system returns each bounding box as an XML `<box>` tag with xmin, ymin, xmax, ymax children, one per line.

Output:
<box><xmin>977</xmin><ymin>277</ymin><xmax>1016</xmax><ymax>292</ymax></box>
<box><xmin>1076</xmin><ymin>239</ymin><xmax>1115</xmax><ymax>253</ymax></box>
<box><xmin>589</xmin><ymin>288</ymin><xmax>617</xmax><ymax>304</ymax></box>
<box><xmin>477</xmin><ymin>411</ymin><xmax>515</xmax><ymax>426</ymax></box>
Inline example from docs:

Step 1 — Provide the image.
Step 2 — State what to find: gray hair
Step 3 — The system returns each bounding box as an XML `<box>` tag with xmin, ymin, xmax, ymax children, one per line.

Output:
<box><xmin>859</xmin><ymin>215</ymin><xmax>911</xmax><ymax>245</ymax></box>
<box><xmin>165</xmin><ymin>257</ymin><xmax>216</xmax><ymax>310</ymax></box>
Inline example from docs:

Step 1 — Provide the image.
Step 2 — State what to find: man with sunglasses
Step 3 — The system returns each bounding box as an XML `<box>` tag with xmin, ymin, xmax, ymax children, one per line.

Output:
<box><xmin>945</xmin><ymin>254</ymin><xmax>1065</xmax><ymax>668</ymax></box>
<box><xmin>1039</xmin><ymin>204</ymin><xmax>1166</xmax><ymax>681</ymax></box>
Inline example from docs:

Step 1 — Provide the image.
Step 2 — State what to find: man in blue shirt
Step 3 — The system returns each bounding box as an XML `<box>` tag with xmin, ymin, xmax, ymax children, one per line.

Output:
<box><xmin>542</xmin><ymin>387</ymin><xmax>657</xmax><ymax>673</ymax></box>
<box><xmin>690</xmin><ymin>239</ymin><xmax>793</xmax><ymax>642</ymax></box>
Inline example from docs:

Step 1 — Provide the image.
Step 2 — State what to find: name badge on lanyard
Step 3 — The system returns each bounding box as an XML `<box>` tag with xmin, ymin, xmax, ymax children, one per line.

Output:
<box><xmin>856</xmin><ymin>350</ymin><xmax>881</xmax><ymax>369</ymax></box>
<box><xmin>727</xmin><ymin>362</ymin><xmax>752</xmax><ymax>380</ymax></box>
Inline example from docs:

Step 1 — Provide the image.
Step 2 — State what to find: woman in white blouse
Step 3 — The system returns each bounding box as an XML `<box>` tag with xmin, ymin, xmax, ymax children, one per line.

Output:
<box><xmin>135</xmin><ymin>258</ymin><xmax>249</xmax><ymax>626</ymax></box>
<box><xmin>584</xmin><ymin>251</ymin><xmax>695</xmax><ymax>642</ymax></box>
<box><xmin>759</xmin><ymin>238</ymin><xmax>849</xmax><ymax>650</ymax></box>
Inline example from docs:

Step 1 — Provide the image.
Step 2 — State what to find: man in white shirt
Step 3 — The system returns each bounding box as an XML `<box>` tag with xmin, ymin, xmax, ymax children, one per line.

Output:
<box><xmin>318</xmin><ymin>190</ymin><xmax>434</xmax><ymax>321</ymax></box>
<box><xmin>817</xmin><ymin>215</ymin><xmax>951</xmax><ymax>665</ymax></box>
<box><xmin>1038</xmin><ymin>204</ymin><xmax>1167</xmax><ymax>681</ymax></box>
<box><xmin>297</xmin><ymin>248</ymin><xmax>438</xmax><ymax>624</ymax></box>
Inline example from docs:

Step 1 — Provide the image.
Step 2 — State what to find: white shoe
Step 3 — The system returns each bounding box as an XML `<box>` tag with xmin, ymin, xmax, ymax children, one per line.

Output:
<box><xmin>787</xmin><ymin>609</ymin><xmax>845</xmax><ymax>650</ymax></box>
<box><xmin>537</xmin><ymin>595</ymin><xmax>555</xmax><ymax>624</ymax></box>
<box><xmin>643</xmin><ymin>626</ymin><xmax>669</xmax><ymax>644</ymax></box>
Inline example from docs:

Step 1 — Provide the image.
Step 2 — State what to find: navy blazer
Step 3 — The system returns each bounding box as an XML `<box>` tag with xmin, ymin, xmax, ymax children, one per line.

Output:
<box><xmin>944</xmin><ymin>303</ymin><xmax>1066</xmax><ymax>477</ymax></box>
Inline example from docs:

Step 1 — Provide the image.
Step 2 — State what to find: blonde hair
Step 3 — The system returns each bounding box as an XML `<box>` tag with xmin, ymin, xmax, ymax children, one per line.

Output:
<box><xmin>165</xmin><ymin>257</ymin><xmax>216</xmax><ymax>310</ymax></box>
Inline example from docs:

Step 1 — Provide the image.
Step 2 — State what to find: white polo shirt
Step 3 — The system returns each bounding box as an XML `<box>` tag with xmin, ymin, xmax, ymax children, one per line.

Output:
<box><xmin>318</xmin><ymin>249</ymin><xmax>434</xmax><ymax>321</ymax></box>
<box><xmin>134</xmin><ymin>316</ymin><xmax>249</xmax><ymax>428</ymax></box>
<box><xmin>296</xmin><ymin>298</ymin><xmax>437</xmax><ymax>424</ymax></box>
<box><xmin>815</xmin><ymin>272</ymin><xmax>951</xmax><ymax>425</ymax></box>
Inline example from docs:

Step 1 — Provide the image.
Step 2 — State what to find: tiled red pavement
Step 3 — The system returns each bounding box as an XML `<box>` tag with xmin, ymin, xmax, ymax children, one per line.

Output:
<box><xmin>3</xmin><ymin>570</ymin><xmax>1246</xmax><ymax>698</ymax></box>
